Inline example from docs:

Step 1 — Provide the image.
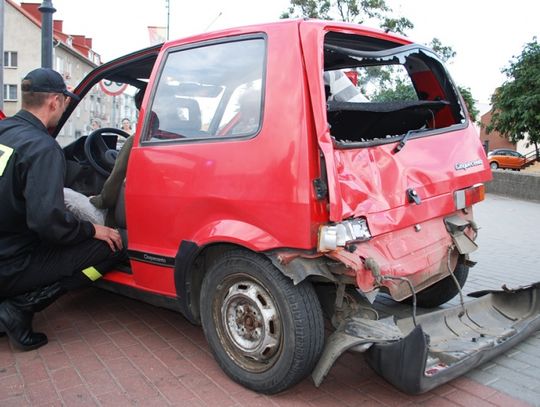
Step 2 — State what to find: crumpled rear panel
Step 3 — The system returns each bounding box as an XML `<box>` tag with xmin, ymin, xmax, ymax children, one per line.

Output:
<box><xmin>333</xmin><ymin>125</ymin><xmax>491</xmax><ymax>228</ymax></box>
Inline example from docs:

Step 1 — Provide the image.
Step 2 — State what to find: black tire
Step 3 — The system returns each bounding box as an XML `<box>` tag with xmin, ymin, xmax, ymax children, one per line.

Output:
<box><xmin>200</xmin><ymin>250</ymin><xmax>324</xmax><ymax>394</ymax></box>
<box><xmin>490</xmin><ymin>161</ymin><xmax>499</xmax><ymax>169</ymax></box>
<box><xmin>403</xmin><ymin>261</ymin><xmax>469</xmax><ymax>308</ymax></box>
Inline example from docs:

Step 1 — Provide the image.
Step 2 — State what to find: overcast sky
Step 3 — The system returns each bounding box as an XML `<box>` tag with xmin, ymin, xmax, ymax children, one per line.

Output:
<box><xmin>46</xmin><ymin>0</ymin><xmax>539</xmax><ymax>109</ymax></box>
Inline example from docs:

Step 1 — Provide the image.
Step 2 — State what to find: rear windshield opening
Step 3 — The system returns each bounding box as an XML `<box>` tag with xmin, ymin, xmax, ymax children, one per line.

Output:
<box><xmin>324</xmin><ymin>32</ymin><xmax>465</xmax><ymax>147</ymax></box>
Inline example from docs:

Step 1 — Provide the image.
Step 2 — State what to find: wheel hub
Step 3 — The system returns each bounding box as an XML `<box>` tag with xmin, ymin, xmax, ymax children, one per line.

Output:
<box><xmin>222</xmin><ymin>281</ymin><xmax>280</xmax><ymax>362</ymax></box>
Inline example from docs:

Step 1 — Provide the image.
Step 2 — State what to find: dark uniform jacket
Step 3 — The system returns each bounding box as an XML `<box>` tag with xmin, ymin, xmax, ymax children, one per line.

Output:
<box><xmin>0</xmin><ymin>110</ymin><xmax>95</xmax><ymax>279</ymax></box>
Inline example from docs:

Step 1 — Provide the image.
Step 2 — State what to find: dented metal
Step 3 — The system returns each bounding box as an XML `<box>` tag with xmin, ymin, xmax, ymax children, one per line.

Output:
<box><xmin>444</xmin><ymin>215</ymin><xmax>478</xmax><ymax>254</ymax></box>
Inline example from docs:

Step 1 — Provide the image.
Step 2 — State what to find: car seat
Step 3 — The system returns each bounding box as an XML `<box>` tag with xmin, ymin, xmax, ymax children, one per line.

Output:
<box><xmin>158</xmin><ymin>98</ymin><xmax>202</xmax><ymax>138</ymax></box>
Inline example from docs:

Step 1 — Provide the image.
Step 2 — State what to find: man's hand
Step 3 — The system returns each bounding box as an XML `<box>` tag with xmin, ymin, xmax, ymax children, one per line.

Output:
<box><xmin>93</xmin><ymin>224</ymin><xmax>123</xmax><ymax>251</ymax></box>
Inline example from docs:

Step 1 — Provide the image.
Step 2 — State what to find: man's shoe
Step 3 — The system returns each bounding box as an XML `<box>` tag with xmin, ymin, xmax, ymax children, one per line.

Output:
<box><xmin>0</xmin><ymin>300</ymin><xmax>7</xmax><ymax>337</ymax></box>
<box><xmin>0</xmin><ymin>283</ymin><xmax>65</xmax><ymax>351</ymax></box>
<box><xmin>0</xmin><ymin>300</ymin><xmax>47</xmax><ymax>351</ymax></box>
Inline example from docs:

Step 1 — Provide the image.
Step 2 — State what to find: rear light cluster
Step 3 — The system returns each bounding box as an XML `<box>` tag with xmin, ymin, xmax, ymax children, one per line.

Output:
<box><xmin>318</xmin><ymin>218</ymin><xmax>371</xmax><ymax>252</ymax></box>
<box><xmin>454</xmin><ymin>184</ymin><xmax>485</xmax><ymax>210</ymax></box>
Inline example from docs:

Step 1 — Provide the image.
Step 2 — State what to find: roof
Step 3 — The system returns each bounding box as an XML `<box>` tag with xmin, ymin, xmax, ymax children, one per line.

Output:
<box><xmin>7</xmin><ymin>0</ymin><xmax>101</xmax><ymax>67</ymax></box>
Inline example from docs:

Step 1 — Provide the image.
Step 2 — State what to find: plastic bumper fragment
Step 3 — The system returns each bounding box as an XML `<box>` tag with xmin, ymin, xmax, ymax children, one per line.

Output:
<box><xmin>313</xmin><ymin>283</ymin><xmax>540</xmax><ymax>394</ymax></box>
<box><xmin>312</xmin><ymin>317</ymin><xmax>403</xmax><ymax>387</ymax></box>
<box><xmin>367</xmin><ymin>283</ymin><xmax>540</xmax><ymax>394</ymax></box>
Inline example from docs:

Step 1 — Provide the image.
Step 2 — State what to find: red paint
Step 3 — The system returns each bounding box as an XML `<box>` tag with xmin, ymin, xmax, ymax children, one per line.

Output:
<box><xmin>66</xmin><ymin>20</ymin><xmax>490</xmax><ymax>299</ymax></box>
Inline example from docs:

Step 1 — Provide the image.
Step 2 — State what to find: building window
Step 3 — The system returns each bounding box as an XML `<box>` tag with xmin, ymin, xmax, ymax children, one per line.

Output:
<box><xmin>3</xmin><ymin>51</ymin><xmax>18</xmax><ymax>68</ymax></box>
<box><xmin>55</xmin><ymin>57</ymin><xmax>64</xmax><ymax>73</ymax></box>
<box><xmin>3</xmin><ymin>84</ymin><xmax>18</xmax><ymax>101</ymax></box>
<box><xmin>64</xmin><ymin>61</ymin><xmax>72</xmax><ymax>80</ymax></box>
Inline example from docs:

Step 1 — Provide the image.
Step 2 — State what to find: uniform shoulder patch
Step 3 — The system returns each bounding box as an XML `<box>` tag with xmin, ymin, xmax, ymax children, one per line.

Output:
<box><xmin>0</xmin><ymin>143</ymin><xmax>14</xmax><ymax>176</ymax></box>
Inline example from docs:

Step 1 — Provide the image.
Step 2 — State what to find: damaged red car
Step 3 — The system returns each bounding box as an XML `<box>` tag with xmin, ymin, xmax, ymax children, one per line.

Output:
<box><xmin>56</xmin><ymin>19</ymin><xmax>540</xmax><ymax>395</ymax></box>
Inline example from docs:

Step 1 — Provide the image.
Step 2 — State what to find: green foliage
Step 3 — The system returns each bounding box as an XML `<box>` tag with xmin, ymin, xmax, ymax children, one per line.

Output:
<box><xmin>458</xmin><ymin>86</ymin><xmax>479</xmax><ymax>124</ymax></box>
<box><xmin>380</xmin><ymin>16</ymin><xmax>414</xmax><ymax>35</ymax></box>
<box><xmin>487</xmin><ymin>38</ymin><xmax>540</xmax><ymax>148</ymax></box>
<box><xmin>371</xmin><ymin>78</ymin><xmax>417</xmax><ymax>102</ymax></box>
<box><xmin>362</xmin><ymin>66</ymin><xmax>393</xmax><ymax>88</ymax></box>
<box><xmin>428</xmin><ymin>38</ymin><xmax>456</xmax><ymax>63</ymax></box>
<box><xmin>281</xmin><ymin>0</ymin><xmax>331</xmax><ymax>19</ymax></box>
<box><xmin>281</xmin><ymin>0</ymin><xmax>413</xmax><ymax>35</ymax></box>
<box><xmin>282</xmin><ymin>0</ymin><xmax>481</xmax><ymax>122</ymax></box>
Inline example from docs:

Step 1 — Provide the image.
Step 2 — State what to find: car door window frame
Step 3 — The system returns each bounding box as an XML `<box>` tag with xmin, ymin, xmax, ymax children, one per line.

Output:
<box><xmin>140</xmin><ymin>34</ymin><xmax>268</xmax><ymax>146</ymax></box>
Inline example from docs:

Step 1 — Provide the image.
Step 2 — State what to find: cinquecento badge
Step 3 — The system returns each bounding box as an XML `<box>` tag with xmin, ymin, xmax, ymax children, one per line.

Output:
<box><xmin>455</xmin><ymin>160</ymin><xmax>483</xmax><ymax>171</ymax></box>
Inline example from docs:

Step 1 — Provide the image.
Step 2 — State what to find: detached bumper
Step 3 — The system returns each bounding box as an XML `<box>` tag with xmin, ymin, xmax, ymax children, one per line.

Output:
<box><xmin>313</xmin><ymin>283</ymin><xmax>540</xmax><ymax>394</ymax></box>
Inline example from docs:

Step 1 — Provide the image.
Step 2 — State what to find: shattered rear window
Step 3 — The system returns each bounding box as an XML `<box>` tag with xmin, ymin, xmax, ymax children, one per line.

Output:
<box><xmin>324</xmin><ymin>32</ymin><xmax>465</xmax><ymax>147</ymax></box>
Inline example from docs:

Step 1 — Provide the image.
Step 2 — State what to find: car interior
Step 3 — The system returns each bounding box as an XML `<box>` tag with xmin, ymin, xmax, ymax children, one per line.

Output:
<box><xmin>324</xmin><ymin>32</ymin><xmax>465</xmax><ymax>147</ymax></box>
<box><xmin>60</xmin><ymin>50</ymin><xmax>158</xmax><ymax>197</ymax></box>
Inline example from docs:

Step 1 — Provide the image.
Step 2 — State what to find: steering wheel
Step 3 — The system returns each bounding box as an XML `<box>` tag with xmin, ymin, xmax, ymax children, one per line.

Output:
<box><xmin>84</xmin><ymin>128</ymin><xmax>130</xmax><ymax>177</ymax></box>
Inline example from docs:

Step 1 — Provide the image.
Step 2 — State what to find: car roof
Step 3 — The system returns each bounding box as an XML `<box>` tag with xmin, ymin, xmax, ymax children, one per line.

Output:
<box><xmin>489</xmin><ymin>149</ymin><xmax>515</xmax><ymax>154</ymax></box>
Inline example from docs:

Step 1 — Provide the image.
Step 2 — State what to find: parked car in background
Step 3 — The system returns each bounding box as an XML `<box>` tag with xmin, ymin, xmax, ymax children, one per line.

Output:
<box><xmin>488</xmin><ymin>148</ymin><xmax>526</xmax><ymax>169</ymax></box>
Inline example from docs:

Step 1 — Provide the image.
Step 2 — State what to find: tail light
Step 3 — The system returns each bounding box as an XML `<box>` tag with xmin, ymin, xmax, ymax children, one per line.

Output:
<box><xmin>318</xmin><ymin>218</ymin><xmax>371</xmax><ymax>252</ymax></box>
<box><xmin>454</xmin><ymin>184</ymin><xmax>485</xmax><ymax>210</ymax></box>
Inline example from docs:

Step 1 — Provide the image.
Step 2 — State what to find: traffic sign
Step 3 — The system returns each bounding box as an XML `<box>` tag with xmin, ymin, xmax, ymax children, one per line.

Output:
<box><xmin>99</xmin><ymin>80</ymin><xmax>128</xmax><ymax>96</ymax></box>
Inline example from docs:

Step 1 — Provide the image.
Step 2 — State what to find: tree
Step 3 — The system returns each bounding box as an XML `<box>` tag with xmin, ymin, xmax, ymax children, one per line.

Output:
<box><xmin>457</xmin><ymin>86</ymin><xmax>480</xmax><ymax>124</ymax></box>
<box><xmin>487</xmin><ymin>39</ymin><xmax>540</xmax><ymax>156</ymax></box>
<box><xmin>429</xmin><ymin>37</ymin><xmax>456</xmax><ymax>63</ymax></box>
<box><xmin>281</xmin><ymin>0</ymin><xmax>331</xmax><ymax>19</ymax></box>
<box><xmin>281</xmin><ymin>1</ymin><xmax>415</xmax><ymax>100</ymax></box>
<box><xmin>371</xmin><ymin>78</ymin><xmax>417</xmax><ymax>102</ymax></box>
<box><xmin>281</xmin><ymin>0</ymin><xmax>413</xmax><ymax>35</ymax></box>
<box><xmin>282</xmin><ymin>1</ymin><xmax>479</xmax><ymax>122</ymax></box>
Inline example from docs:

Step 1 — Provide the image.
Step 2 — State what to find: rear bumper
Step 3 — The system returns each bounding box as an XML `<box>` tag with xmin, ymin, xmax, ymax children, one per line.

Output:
<box><xmin>312</xmin><ymin>282</ymin><xmax>540</xmax><ymax>394</ymax></box>
<box><xmin>326</xmin><ymin>210</ymin><xmax>476</xmax><ymax>300</ymax></box>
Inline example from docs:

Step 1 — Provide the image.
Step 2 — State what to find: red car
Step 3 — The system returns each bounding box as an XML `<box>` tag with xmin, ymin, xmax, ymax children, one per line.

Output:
<box><xmin>56</xmin><ymin>20</ymin><xmax>540</xmax><ymax>395</ymax></box>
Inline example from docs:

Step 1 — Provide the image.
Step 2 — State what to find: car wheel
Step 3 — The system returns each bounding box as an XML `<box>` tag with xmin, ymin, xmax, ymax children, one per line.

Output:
<box><xmin>490</xmin><ymin>162</ymin><xmax>499</xmax><ymax>169</ymax></box>
<box><xmin>402</xmin><ymin>258</ymin><xmax>469</xmax><ymax>308</ymax></box>
<box><xmin>200</xmin><ymin>250</ymin><xmax>324</xmax><ymax>394</ymax></box>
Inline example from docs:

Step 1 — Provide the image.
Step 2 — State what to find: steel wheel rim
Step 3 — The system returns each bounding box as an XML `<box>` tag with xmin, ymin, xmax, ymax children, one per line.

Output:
<box><xmin>216</xmin><ymin>276</ymin><xmax>282</xmax><ymax>373</ymax></box>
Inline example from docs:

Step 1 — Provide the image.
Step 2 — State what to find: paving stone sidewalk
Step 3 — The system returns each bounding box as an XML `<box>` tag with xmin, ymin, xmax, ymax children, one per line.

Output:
<box><xmin>462</xmin><ymin>194</ymin><xmax>540</xmax><ymax>406</ymax></box>
<box><xmin>0</xmin><ymin>193</ymin><xmax>538</xmax><ymax>406</ymax></box>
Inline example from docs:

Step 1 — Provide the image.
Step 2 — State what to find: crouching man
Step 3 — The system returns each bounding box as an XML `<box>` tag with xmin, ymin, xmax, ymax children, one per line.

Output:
<box><xmin>0</xmin><ymin>68</ymin><xmax>125</xmax><ymax>351</ymax></box>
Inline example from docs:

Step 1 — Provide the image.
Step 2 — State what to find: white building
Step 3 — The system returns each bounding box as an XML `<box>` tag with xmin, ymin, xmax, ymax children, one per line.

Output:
<box><xmin>2</xmin><ymin>1</ymin><xmax>135</xmax><ymax>145</ymax></box>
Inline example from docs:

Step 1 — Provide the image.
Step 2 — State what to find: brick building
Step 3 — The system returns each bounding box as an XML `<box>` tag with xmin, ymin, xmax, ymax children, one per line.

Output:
<box><xmin>479</xmin><ymin>109</ymin><xmax>516</xmax><ymax>153</ymax></box>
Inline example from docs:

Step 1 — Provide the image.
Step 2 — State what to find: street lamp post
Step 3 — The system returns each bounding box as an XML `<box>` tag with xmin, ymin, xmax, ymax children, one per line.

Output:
<box><xmin>166</xmin><ymin>0</ymin><xmax>170</xmax><ymax>40</ymax></box>
<box><xmin>39</xmin><ymin>0</ymin><xmax>56</xmax><ymax>68</ymax></box>
<box><xmin>0</xmin><ymin>0</ymin><xmax>5</xmax><ymax>110</ymax></box>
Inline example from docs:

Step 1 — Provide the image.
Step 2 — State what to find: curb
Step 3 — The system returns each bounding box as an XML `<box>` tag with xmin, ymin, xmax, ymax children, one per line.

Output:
<box><xmin>485</xmin><ymin>170</ymin><xmax>540</xmax><ymax>203</ymax></box>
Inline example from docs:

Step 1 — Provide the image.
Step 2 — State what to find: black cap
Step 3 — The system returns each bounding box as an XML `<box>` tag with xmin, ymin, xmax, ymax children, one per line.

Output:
<box><xmin>23</xmin><ymin>68</ymin><xmax>80</xmax><ymax>101</ymax></box>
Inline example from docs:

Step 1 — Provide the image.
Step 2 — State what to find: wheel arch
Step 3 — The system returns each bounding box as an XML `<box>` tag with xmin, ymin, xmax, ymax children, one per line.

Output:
<box><xmin>174</xmin><ymin>241</ymin><xmax>335</xmax><ymax>325</ymax></box>
<box><xmin>174</xmin><ymin>241</ymin><xmax>239</xmax><ymax>325</ymax></box>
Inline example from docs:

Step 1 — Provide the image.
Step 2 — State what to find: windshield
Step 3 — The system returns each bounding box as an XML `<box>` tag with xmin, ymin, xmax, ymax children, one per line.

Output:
<box><xmin>56</xmin><ymin>81</ymin><xmax>139</xmax><ymax>147</ymax></box>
